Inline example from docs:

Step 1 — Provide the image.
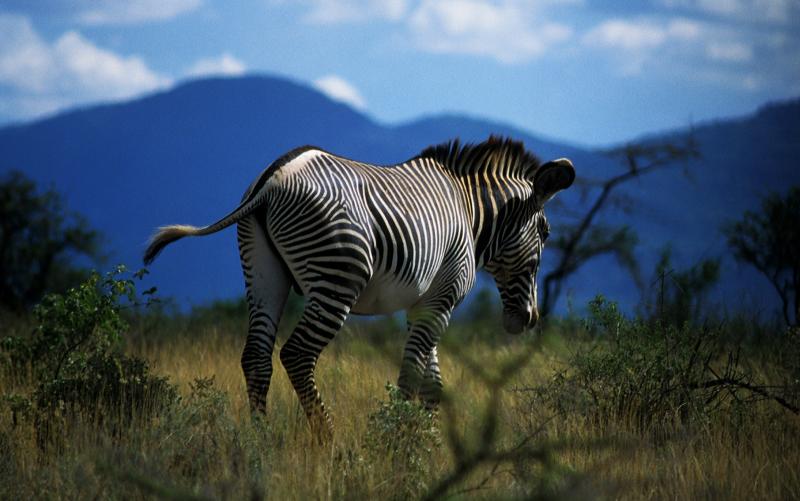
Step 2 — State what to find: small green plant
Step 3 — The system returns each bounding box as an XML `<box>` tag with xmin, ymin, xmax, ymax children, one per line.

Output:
<box><xmin>151</xmin><ymin>376</ymin><xmax>240</xmax><ymax>479</ymax></box>
<box><xmin>0</xmin><ymin>266</ymin><xmax>177</xmax><ymax>448</ymax></box>
<box><xmin>522</xmin><ymin>296</ymin><xmax>797</xmax><ymax>436</ymax></box>
<box><xmin>365</xmin><ymin>383</ymin><xmax>440</xmax><ymax>497</ymax></box>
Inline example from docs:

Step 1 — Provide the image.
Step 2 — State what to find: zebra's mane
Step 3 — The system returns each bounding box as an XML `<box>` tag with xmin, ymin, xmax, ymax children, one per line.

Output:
<box><xmin>418</xmin><ymin>135</ymin><xmax>541</xmax><ymax>180</ymax></box>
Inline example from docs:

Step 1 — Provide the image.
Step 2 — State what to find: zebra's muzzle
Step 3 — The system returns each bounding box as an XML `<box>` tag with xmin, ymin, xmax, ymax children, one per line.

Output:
<box><xmin>528</xmin><ymin>307</ymin><xmax>539</xmax><ymax>328</ymax></box>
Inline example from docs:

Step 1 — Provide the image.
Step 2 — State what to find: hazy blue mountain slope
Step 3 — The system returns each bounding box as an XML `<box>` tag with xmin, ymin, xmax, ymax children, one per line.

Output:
<box><xmin>0</xmin><ymin>77</ymin><xmax>401</xmax><ymax>306</ymax></box>
<box><xmin>598</xmin><ymin>98</ymin><xmax>800</xmax><ymax>315</ymax></box>
<box><xmin>0</xmin><ymin>76</ymin><xmax>796</xmax><ymax>319</ymax></box>
<box><xmin>0</xmin><ymin>76</ymin><xmax>603</xmax><ymax>309</ymax></box>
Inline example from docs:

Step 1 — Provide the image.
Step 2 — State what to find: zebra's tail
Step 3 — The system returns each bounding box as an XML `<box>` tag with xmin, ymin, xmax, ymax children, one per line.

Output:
<box><xmin>143</xmin><ymin>177</ymin><xmax>271</xmax><ymax>266</ymax></box>
<box><xmin>144</xmin><ymin>224</ymin><xmax>209</xmax><ymax>265</ymax></box>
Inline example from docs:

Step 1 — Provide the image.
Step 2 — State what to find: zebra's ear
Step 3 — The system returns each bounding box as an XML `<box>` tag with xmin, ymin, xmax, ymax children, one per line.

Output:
<box><xmin>535</xmin><ymin>158</ymin><xmax>575</xmax><ymax>205</ymax></box>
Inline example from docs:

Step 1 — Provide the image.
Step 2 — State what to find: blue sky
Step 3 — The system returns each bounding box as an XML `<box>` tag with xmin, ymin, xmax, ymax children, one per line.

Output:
<box><xmin>0</xmin><ymin>0</ymin><xmax>797</xmax><ymax>146</ymax></box>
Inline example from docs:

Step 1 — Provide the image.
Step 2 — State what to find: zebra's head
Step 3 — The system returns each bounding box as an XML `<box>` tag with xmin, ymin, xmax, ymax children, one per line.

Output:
<box><xmin>485</xmin><ymin>158</ymin><xmax>575</xmax><ymax>334</ymax></box>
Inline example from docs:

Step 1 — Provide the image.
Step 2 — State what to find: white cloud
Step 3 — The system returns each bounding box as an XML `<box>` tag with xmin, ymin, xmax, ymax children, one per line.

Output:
<box><xmin>660</xmin><ymin>0</ymin><xmax>796</xmax><ymax>24</ymax></box>
<box><xmin>301</xmin><ymin>0</ymin><xmax>408</xmax><ymax>24</ymax></box>
<box><xmin>275</xmin><ymin>0</ymin><xmax>576</xmax><ymax>62</ymax></box>
<box><xmin>186</xmin><ymin>53</ymin><xmax>247</xmax><ymax>78</ymax></box>
<box><xmin>581</xmin><ymin>16</ymin><xmax>768</xmax><ymax>75</ymax></box>
<box><xmin>583</xmin><ymin>17</ymin><xmax>700</xmax><ymax>52</ymax></box>
<box><xmin>706</xmin><ymin>41</ymin><xmax>753</xmax><ymax>62</ymax></box>
<box><xmin>0</xmin><ymin>0</ymin><xmax>201</xmax><ymax>25</ymax></box>
<box><xmin>54</xmin><ymin>31</ymin><xmax>171</xmax><ymax>98</ymax></box>
<box><xmin>583</xmin><ymin>19</ymin><xmax>667</xmax><ymax>51</ymax></box>
<box><xmin>0</xmin><ymin>14</ymin><xmax>171</xmax><ymax>120</ymax></box>
<box><xmin>408</xmin><ymin>0</ymin><xmax>572</xmax><ymax>63</ymax></box>
<box><xmin>313</xmin><ymin>74</ymin><xmax>367</xmax><ymax>110</ymax></box>
<box><xmin>77</xmin><ymin>0</ymin><xmax>203</xmax><ymax>25</ymax></box>
<box><xmin>0</xmin><ymin>15</ymin><xmax>55</xmax><ymax>92</ymax></box>
<box><xmin>666</xmin><ymin>18</ymin><xmax>702</xmax><ymax>40</ymax></box>
<box><xmin>687</xmin><ymin>67</ymin><xmax>766</xmax><ymax>90</ymax></box>
<box><xmin>582</xmin><ymin>17</ymin><xmax>703</xmax><ymax>74</ymax></box>
<box><xmin>581</xmin><ymin>12</ymin><xmax>790</xmax><ymax>91</ymax></box>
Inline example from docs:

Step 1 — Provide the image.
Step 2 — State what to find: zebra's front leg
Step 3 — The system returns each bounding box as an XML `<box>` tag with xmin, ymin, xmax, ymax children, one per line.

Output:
<box><xmin>238</xmin><ymin>214</ymin><xmax>292</xmax><ymax>414</ymax></box>
<box><xmin>398</xmin><ymin>305</ymin><xmax>453</xmax><ymax>402</ymax></box>
<box><xmin>279</xmin><ymin>293</ymin><xmax>355</xmax><ymax>442</ymax></box>
<box><xmin>420</xmin><ymin>345</ymin><xmax>443</xmax><ymax>409</ymax></box>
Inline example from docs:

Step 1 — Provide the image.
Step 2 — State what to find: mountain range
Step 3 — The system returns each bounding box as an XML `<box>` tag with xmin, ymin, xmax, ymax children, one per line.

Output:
<box><xmin>1</xmin><ymin>75</ymin><xmax>797</xmax><ymax>318</ymax></box>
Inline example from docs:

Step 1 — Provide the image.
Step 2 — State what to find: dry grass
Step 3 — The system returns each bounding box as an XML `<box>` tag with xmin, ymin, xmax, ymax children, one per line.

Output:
<box><xmin>2</xmin><ymin>317</ymin><xmax>799</xmax><ymax>500</ymax></box>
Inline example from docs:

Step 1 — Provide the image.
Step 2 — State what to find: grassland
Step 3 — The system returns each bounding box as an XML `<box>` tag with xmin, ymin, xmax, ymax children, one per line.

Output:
<box><xmin>1</xmin><ymin>296</ymin><xmax>799</xmax><ymax>500</ymax></box>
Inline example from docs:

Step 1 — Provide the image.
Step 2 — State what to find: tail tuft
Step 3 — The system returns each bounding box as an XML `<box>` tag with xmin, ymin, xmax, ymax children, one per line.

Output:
<box><xmin>143</xmin><ymin>225</ymin><xmax>201</xmax><ymax>265</ymax></box>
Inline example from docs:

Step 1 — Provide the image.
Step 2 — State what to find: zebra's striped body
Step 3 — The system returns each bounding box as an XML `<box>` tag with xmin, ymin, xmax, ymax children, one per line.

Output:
<box><xmin>144</xmin><ymin>137</ymin><xmax>575</xmax><ymax>440</ymax></box>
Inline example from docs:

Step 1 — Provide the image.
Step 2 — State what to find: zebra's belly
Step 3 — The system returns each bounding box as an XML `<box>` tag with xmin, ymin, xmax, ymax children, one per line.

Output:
<box><xmin>351</xmin><ymin>274</ymin><xmax>428</xmax><ymax>315</ymax></box>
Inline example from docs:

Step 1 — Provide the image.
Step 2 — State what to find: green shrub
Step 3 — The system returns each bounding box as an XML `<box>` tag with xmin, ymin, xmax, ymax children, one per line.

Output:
<box><xmin>365</xmin><ymin>383</ymin><xmax>440</xmax><ymax>498</ymax></box>
<box><xmin>0</xmin><ymin>266</ymin><xmax>177</xmax><ymax>448</ymax></box>
<box><xmin>99</xmin><ymin>376</ymin><xmax>274</xmax><ymax>498</ymax></box>
<box><xmin>152</xmin><ymin>376</ymin><xmax>238</xmax><ymax>478</ymax></box>
<box><xmin>524</xmin><ymin>296</ymin><xmax>752</xmax><ymax>434</ymax></box>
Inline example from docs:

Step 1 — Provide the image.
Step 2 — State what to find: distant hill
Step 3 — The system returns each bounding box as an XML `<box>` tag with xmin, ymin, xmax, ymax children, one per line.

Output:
<box><xmin>1</xmin><ymin>75</ymin><xmax>797</xmax><ymax>318</ymax></box>
<box><xmin>618</xmin><ymin>98</ymin><xmax>800</xmax><ymax>316</ymax></box>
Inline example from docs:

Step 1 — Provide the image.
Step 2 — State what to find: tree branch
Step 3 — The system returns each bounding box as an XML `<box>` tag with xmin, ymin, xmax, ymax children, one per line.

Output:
<box><xmin>542</xmin><ymin>137</ymin><xmax>698</xmax><ymax>316</ymax></box>
<box><xmin>686</xmin><ymin>378</ymin><xmax>799</xmax><ymax>415</ymax></box>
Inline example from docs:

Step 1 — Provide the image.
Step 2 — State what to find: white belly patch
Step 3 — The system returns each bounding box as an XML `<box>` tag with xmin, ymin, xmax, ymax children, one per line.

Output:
<box><xmin>351</xmin><ymin>274</ymin><xmax>428</xmax><ymax>315</ymax></box>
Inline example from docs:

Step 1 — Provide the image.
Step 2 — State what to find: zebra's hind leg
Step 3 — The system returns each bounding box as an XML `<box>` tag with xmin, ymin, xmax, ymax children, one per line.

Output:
<box><xmin>238</xmin><ymin>214</ymin><xmax>292</xmax><ymax>414</ymax></box>
<box><xmin>280</xmin><ymin>292</ymin><xmax>357</xmax><ymax>442</ymax></box>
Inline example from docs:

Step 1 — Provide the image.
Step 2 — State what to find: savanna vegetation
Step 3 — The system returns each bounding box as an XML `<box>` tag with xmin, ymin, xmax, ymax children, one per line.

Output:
<box><xmin>1</xmin><ymin>172</ymin><xmax>798</xmax><ymax>500</ymax></box>
<box><xmin>1</xmin><ymin>267</ymin><xmax>798</xmax><ymax>500</ymax></box>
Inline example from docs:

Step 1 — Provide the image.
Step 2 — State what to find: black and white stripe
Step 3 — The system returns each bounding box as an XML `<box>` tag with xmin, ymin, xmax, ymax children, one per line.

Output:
<box><xmin>143</xmin><ymin>136</ymin><xmax>575</xmax><ymax>439</ymax></box>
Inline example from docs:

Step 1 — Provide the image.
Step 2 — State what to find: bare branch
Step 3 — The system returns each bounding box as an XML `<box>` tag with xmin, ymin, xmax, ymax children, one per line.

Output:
<box><xmin>541</xmin><ymin>135</ymin><xmax>699</xmax><ymax>317</ymax></box>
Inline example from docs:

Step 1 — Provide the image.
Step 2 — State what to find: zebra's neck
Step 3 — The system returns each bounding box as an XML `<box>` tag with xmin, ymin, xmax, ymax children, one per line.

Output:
<box><xmin>452</xmin><ymin>169</ymin><xmax>535</xmax><ymax>269</ymax></box>
<box><xmin>417</xmin><ymin>138</ymin><xmax>540</xmax><ymax>269</ymax></box>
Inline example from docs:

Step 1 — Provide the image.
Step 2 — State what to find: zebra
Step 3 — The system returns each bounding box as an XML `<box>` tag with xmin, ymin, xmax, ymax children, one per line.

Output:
<box><xmin>143</xmin><ymin>136</ymin><xmax>575</xmax><ymax>440</ymax></box>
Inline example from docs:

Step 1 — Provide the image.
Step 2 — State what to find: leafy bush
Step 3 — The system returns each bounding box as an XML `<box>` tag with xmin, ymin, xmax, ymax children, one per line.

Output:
<box><xmin>0</xmin><ymin>266</ymin><xmax>177</xmax><ymax>448</ymax></box>
<box><xmin>365</xmin><ymin>384</ymin><xmax>440</xmax><ymax>497</ymax></box>
<box><xmin>522</xmin><ymin>296</ymin><xmax>786</xmax><ymax>434</ymax></box>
